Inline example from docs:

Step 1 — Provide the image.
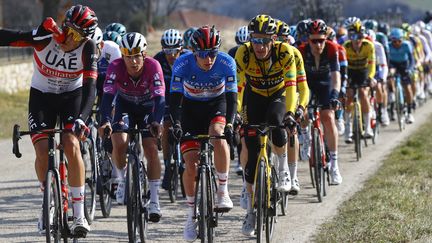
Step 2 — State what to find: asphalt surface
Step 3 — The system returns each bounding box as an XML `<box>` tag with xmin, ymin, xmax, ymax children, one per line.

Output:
<box><xmin>1</xmin><ymin>100</ymin><xmax>431</xmax><ymax>243</ymax></box>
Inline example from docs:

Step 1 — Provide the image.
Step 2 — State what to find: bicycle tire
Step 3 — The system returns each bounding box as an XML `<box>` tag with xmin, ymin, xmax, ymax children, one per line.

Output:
<box><xmin>44</xmin><ymin>170</ymin><xmax>62</xmax><ymax>243</ymax></box>
<box><xmin>353</xmin><ymin>103</ymin><xmax>362</xmax><ymax>161</ymax></box>
<box><xmin>83</xmin><ymin>138</ymin><xmax>97</xmax><ymax>224</ymax></box>
<box><xmin>275</xmin><ymin>163</ymin><xmax>288</xmax><ymax>216</ymax></box>
<box><xmin>168</xmin><ymin>160</ymin><xmax>179</xmax><ymax>203</ymax></box>
<box><xmin>98</xmin><ymin>156</ymin><xmax>112</xmax><ymax>218</ymax></box>
<box><xmin>312</xmin><ymin>128</ymin><xmax>323</xmax><ymax>202</ymax></box>
<box><xmin>256</xmin><ymin>160</ymin><xmax>265</xmax><ymax>242</ymax></box>
<box><xmin>126</xmin><ymin>154</ymin><xmax>138</xmax><ymax>242</ymax></box>
<box><xmin>206</xmin><ymin>166</ymin><xmax>216</xmax><ymax>243</ymax></box>
<box><xmin>318</xmin><ymin>133</ymin><xmax>326</xmax><ymax>199</ymax></box>
<box><xmin>198</xmin><ymin>166</ymin><xmax>208</xmax><ymax>242</ymax></box>
<box><xmin>395</xmin><ymin>83</ymin><xmax>404</xmax><ymax>132</ymax></box>
<box><xmin>137</xmin><ymin>160</ymin><xmax>148</xmax><ymax>242</ymax></box>
<box><xmin>265</xmin><ymin>165</ymin><xmax>277</xmax><ymax>242</ymax></box>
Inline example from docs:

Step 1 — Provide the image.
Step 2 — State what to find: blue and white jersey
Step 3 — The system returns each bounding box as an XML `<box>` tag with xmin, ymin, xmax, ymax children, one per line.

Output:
<box><xmin>98</xmin><ymin>40</ymin><xmax>121</xmax><ymax>77</ymax></box>
<box><xmin>389</xmin><ymin>41</ymin><xmax>413</xmax><ymax>64</ymax></box>
<box><xmin>170</xmin><ymin>51</ymin><xmax>237</xmax><ymax>101</ymax></box>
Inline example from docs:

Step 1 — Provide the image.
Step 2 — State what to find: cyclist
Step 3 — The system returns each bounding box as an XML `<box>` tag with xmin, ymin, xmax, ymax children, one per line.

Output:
<box><xmin>228</xmin><ymin>25</ymin><xmax>249</xmax><ymax>177</ymax></box>
<box><xmin>235</xmin><ymin>15</ymin><xmax>297</xmax><ymax>236</ymax></box>
<box><xmin>103</xmin><ymin>31</ymin><xmax>122</xmax><ymax>46</ymax></box>
<box><xmin>388</xmin><ymin>28</ymin><xmax>415</xmax><ymax>124</ymax></box>
<box><xmin>105</xmin><ymin>22</ymin><xmax>127</xmax><ymax>36</ymax></box>
<box><xmin>169</xmin><ymin>25</ymin><xmax>237</xmax><ymax>241</ymax></box>
<box><xmin>0</xmin><ymin>4</ymin><xmax>98</xmax><ymax>235</ymax></box>
<box><xmin>275</xmin><ymin>19</ymin><xmax>309</xmax><ymax>194</ymax></box>
<box><xmin>343</xmin><ymin>18</ymin><xmax>376</xmax><ymax>142</ymax></box>
<box><xmin>98</xmin><ymin>32</ymin><xmax>165</xmax><ymax>222</ymax></box>
<box><xmin>327</xmin><ymin>26</ymin><xmax>348</xmax><ymax>135</ymax></box>
<box><xmin>153</xmin><ymin>28</ymin><xmax>188</xmax><ymax>190</ymax></box>
<box><xmin>294</xmin><ymin>19</ymin><xmax>310</xmax><ymax>47</ymax></box>
<box><xmin>365</xmin><ymin>29</ymin><xmax>390</xmax><ymax>126</ymax></box>
<box><xmin>298</xmin><ymin>19</ymin><xmax>343</xmax><ymax>185</ymax></box>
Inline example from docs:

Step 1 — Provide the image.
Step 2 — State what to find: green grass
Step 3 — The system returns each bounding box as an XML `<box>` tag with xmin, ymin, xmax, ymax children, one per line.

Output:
<box><xmin>314</xmin><ymin>116</ymin><xmax>432</xmax><ymax>242</ymax></box>
<box><xmin>0</xmin><ymin>91</ymin><xmax>29</xmax><ymax>139</ymax></box>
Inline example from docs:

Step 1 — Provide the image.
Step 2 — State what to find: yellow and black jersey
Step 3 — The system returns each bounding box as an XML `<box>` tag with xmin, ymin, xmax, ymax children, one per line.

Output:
<box><xmin>235</xmin><ymin>41</ymin><xmax>298</xmax><ymax>113</ymax></box>
<box><xmin>343</xmin><ymin>39</ymin><xmax>376</xmax><ymax>79</ymax></box>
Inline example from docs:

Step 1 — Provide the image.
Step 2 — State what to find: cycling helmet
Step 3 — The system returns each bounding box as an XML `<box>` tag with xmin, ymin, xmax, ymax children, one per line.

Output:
<box><xmin>276</xmin><ymin>20</ymin><xmax>290</xmax><ymax>37</ymax></box>
<box><xmin>90</xmin><ymin>27</ymin><xmax>103</xmax><ymax>45</ymax></box>
<box><xmin>63</xmin><ymin>5</ymin><xmax>98</xmax><ymax>36</ymax></box>
<box><xmin>363</xmin><ymin>19</ymin><xmax>378</xmax><ymax>31</ymax></box>
<box><xmin>161</xmin><ymin>29</ymin><xmax>183</xmax><ymax>48</ymax></box>
<box><xmin>347</xmin><ymin>18</ymin><xmax>364</xmax><ymax>34</ymax></box>
<box><xmin>401</xmin><ymin>23</ymin><xmax>412</xmax><ymax>34</ymax></box>
<box><xmin>308</xmin><ymin>19</ymin><xmax>327</xmax><ymax>35</ymax></box>
<box><xmin>365</xmin><ymin>29</ymin><xmax>376</xmax><ymax>41</ymax></box>
<box><xmin>235</xmin><ymin>26</ymin><xmax>249</xmax><ymax>45</ymax></box>
<box><xmin>390</xmin><ymin>28</ymin><xmax>404</xmax><ymax>40</ymax></box>
<box><xmin>377</xmin><ymin>22</ymin><xmax>390</xmax><ymax>36</ymax></box>
<box><xmin>289</xmin><ymin>25</ymin><xmax>297</xmax><ymax>38</ymax></box>
<box><xmin>248</xmin><ymin>15</ymin><xmax>277</xmax><ymax>35</ymax></box>
<box><xmin>120</xmin><ymin>32</ymin><xmax>147</xmax><ymax>56</ymax></box>
<box><xmin>190</xmin><ymin>25</ymin><xmax>221</xmax><ymax>51</ymax></box>
<box><xmin>183</xmin><ymin>27</ymin><xmax>197</xmax><ymax>48</ymax></box>
<box><xmin>326</xmin><ymin>26</ymin><xmax>336</xmax><ymax>41</ymax></box>
<box><xmin>296</xmin><ymin>19</ymin><xmax>310</xmax><ymax>36</ymax></box>
<box><xmin>103</xmin><ymin>31</ymin><xmax>122</xmax><ymax>45</ymax></box>
<box><xmin>105</xmin><ymin>23</ymin><xmax>127</xmax><ymax>36</ymax></box>
<box><xmin>343</xmin><ymin>17</ymin><xmax>361</xmax><ymax>28</ymax></box>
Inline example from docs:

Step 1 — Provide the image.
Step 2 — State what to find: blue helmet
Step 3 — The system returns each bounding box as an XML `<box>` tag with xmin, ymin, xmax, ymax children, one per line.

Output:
<box><xmin>390</xmin><ymin>28</ymin><xmax>404</xmax><ymax>40</ymax></box>
<box><xmin>103</xmin><ymin>31</ymin><xmax>122</xmax><ymax>45</ymax></box>
<box><xmin>105</xmin><ymin>23</ymin><xmax>127</xmax><ymax>36</ymax></box>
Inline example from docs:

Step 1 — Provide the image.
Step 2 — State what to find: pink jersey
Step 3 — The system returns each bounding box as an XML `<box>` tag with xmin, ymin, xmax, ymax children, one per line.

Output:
<box><xmin>103</xmin><ymin>57</ymin><xmax>165</xmax><ymax>106</ymax></box>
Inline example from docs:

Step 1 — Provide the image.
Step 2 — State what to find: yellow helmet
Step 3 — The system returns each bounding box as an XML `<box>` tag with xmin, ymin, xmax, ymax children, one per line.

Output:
<box><xmin>248</xmin><ymin>14</ymin><xmax>277</xmax><ymax>35</ymax></box>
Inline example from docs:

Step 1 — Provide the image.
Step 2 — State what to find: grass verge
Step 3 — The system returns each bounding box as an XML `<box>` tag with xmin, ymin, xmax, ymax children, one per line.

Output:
<box><xmin>0</xmin><ymin>90</ymin><xmax>28</xmax><ymax>139</ymax></box>
<box><xmin>314</xmin><ymin>115</ymin><xmax>432</xmax><ymax>242</ymax></box>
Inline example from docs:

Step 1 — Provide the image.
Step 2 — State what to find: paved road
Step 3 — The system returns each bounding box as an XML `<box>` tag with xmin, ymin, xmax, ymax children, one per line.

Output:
<box><xmin>1</xmin><ymin>102</ymin><xmax>431</xmax><ymax>243</ymax></box>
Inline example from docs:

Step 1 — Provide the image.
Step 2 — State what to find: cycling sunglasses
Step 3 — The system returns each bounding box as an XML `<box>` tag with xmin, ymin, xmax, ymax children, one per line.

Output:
<box><xmin>163</xmin><ymin>48</ymin><xmax>181</xmax><ymax>55</ymax></box>
<box><xmin>65</xmin><ymin>26</ymin><xmax>84</xmax><ymax>42</ymax></box>
<box><xmin>195</xmin><ymin>49</ymin><xmax>218</xmax><ymax>58</ymax></box>
<box><xmin>310</xmin><ymin>38</ymin><xmax>326</xmax><ymax>44</ymax></box>
<box><xmin>120</xmin><ymin>46</ymin><xmax>145</xmax><ymax>56</ymax></box>
<box><xmin>250</xmin><ymin>37</ymin><xmax>273</xmax><ymax>45</ymax></box>
<box><xmin>348</xmin><ymin>33</ymin><xmax>364</xmax><ymax>41</ymax></box>
<box><xmin>391</xmin><ymin>39</ymin><xmax>402</xmax><ymax>44</ymax></box>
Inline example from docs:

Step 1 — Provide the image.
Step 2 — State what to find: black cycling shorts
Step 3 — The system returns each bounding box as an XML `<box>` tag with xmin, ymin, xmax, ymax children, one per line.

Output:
<box><xmin>28</xmin><ymin>87</ymin><xmax>82</xmax><ymax>144</ymax></box>
<box><xmin>241</xmin><ymin>86</ymin><xmax>287</xmax><ymax>184</ymax></box>
<box><xmin>348</xmin><ymin>68</ymin><xmax>369</xmax><ymax>88</ymax></box>
<box><xmin>390</xmin><ymin>61</ymin><xmax>412</xmax><ymax>85</ymax></box>
<box><xmin>112</xmin><ymin>97</ymin><xmax>153</xmax><ymax>138</ymax></box>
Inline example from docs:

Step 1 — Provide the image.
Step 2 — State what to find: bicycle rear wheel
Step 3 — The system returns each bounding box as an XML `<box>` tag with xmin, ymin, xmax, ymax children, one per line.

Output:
<box><xmin>256</xmin><ymin>160</ymin><xmax>265</xmax><ymax>242</ymax></box>
<box><xmin>83</xmin><ymin>138</ymin><xmax>97</xmax><ymax>224</ymax></box>
<box><xmin>44</xmin><ymin>170</ymin><xmax>62</xmax><ymax>243</ymax></box>
<box><xmin>168</xmin><ymin>160</ymin><xmax>179</xmax><ymax>203</ymax></box>
<box><xmin>98</xmin><ymin>153</ymin><xmax>112</xmax><ymax>218</ymax></box>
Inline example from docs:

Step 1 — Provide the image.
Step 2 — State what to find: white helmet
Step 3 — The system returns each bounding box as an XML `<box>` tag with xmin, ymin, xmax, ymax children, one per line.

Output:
<box><xmin>365</xmin><ymin>29</ymin><xmax>376</xmax><ymax>41</ymax></box>
<box><xmin>120</xmin><ymin>32</ymin><xmax>147</xmax><ymax>56</ymax></box>
<box><xmin>90</xmin><ymin>27</ymin><xmax>103</xmax><ymax>45</ymax></box>
<box><xmin>235</xmin><ymin>26</ymin><xmax>249</xmax><ymax>45</ymax></box>
<box><xmin>161</xmin><ymin>29</ymin><xmax>183</xmax><ymax>48</ymax></box>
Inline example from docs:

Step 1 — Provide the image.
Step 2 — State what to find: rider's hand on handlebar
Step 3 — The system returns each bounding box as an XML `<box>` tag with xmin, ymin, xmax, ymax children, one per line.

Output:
<box><xmin>150</xmin><ymin>122</ymin><xmax>162</xmax><ymax>138</ymax></box>
<box><xmin>283</xmin><ymin>111</ymin><xmax>297</xmax><ymax>131</ymax></box>
<box><xmin>72</xmin><ymin>119</ymin><xmax>90</xmax><ymax>141</ymax></box>
<box><xmin>98</xmin><ymin>122</ymin><xmax>112</xmax><ymax>138</ymax></box>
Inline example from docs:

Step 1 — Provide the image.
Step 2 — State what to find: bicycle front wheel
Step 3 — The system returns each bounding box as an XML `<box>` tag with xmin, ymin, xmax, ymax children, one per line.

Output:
<box><xmin>198</xmin><ymin>166</ymin><xmax>208</xmax><ymax>242</ymax></box>
<box><xmin>83</xmin><ymin>138</ymin><xmax>97</xmax><ymax>224</ymax></box>
<box><xmin>256</xmin><ymin>160</ymin><xmax>265</xmax><ymax>242</ymax></box>
<box><xmin>168</xmin><ymin>160</ymin><xmax>179</xmax><ymax>203</ymax></box>
<box><xmin>265</xmin><ymin>166</ymin><xmax>277</xmax><ymax>241</ymax></box>
<box><xmin>44</xmin><ymin>170</ymin><xmax>62</xmax><ymax>243</ymax></box>
<box><xmin>126</xmin><ymin>155</ymin><xmax>139</xmax><ymax>242</ymax></box>
<box><xmin>353</xmin><ymin>102</ymin><xmax>362</xmax><ymax>161</ymax></box>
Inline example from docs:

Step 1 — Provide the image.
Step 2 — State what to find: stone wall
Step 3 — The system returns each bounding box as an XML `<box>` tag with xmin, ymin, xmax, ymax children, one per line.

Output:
<box><xmin>0</xmin><ymin>61</ymin><xmax>33</xmax><ymax>93</ymax></box>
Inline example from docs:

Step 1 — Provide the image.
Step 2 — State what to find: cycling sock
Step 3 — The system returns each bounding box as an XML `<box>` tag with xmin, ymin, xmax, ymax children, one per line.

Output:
<box><xmin>288</xmin><ymin>161</ymin><xmax>297</xmax><ymax>180</ymax></box>
<box><xmin>246</xmin><ymin>192</ymin><xmax>253</xmax><ymax>213</ymax></box>
<box><xmin>39</xmin><ymin>181</ymin><xmax>45</xmax><ymax>192</ymax></box>
<box><xmin>116</xmin><ymin>166</ymin><xmax>126</xmax><ymax>180</ymax></box>
<box><xmin>277</xmin><ymin>152</ymin><xmax>288</xmax><ymax>173</ymax></box>
<box><xmin>329</xmin><ymin>151</ymin><xmax>338</xmax><ymax>170</ymax></box>
<box><xmin>217</xmin><ymin>172</ymin><xmax>228</xmax><ymax>193</ymax></box>
<box><xmin>363</xmin><ymin>112</ymin><xmax>371</xmax><ymax>131</ymax></box>
<box><xmin>149</xmin><ymin>179</ymin><xmax>160</xmax><ymax>203</ymax></box>
<box><xmin>186</xmin><ymin>196</ymin><xmax>195</xmax><ymax>209</ymax></box>
<box><xmin>71</xmin><ymin>186</ymin><xmax>85</xmax><ymax>219</ymax></box>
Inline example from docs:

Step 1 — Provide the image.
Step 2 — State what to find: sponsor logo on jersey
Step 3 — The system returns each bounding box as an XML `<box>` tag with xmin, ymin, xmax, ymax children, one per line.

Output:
<box><xmin>154</xmin><ymin>80</ymin><xmax>162</xmax><ymax>86</ymax></box>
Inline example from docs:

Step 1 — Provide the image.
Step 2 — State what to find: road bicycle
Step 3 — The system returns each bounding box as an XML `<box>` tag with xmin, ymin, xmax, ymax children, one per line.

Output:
<box><xmin>166</xmin><ymin>127</ymin><xmax>185</xmax><ymax>203</ymax></box>
<box><xmin>389</xmin><ymin>68</ymin><xmax>406</xmax><ymax>132</ymax></box>
<box><xmin>12</xmin><ymin>125</ymin><xmax>84</xmax><ymax>242</ymax></box>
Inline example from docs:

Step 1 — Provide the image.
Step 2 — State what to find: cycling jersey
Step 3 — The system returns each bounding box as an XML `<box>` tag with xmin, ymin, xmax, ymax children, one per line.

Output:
<box><xmin>375</xmin><ymin>32</ymin><xmax>389</xmax><ymax>62</ymax></box>
<box><xmin>170</xmin><ymin>52</ymin><xmax>237</xmax><ymax>101</ymax></box>
<box><xmin>96</xmin><ymin>40</ymin><xmax>121</xmax><ymax>102</ymax></box>
<box><xmin>373</xmin><ymin>41</ymin><xmax>388</xmax><ymax>82</ymax></box>
<box><xmin>235</xmin><ymin>41</ymin><xmax>297</xmax><ymax>113</ymax></box>
<box><xmin>0</xmin><ymin>25</ymin><xmax>98</xmax><ymax>129</ymax></box>
<box><xmin>389</xmin><ymin>41</ymin><xmax>414</xmax><ymax>69</ymax></box>
<box><xmin>290</xmin><ymin>45</ymin><xmax>309</xmax><ymax>109</ymax></box>
<box><xmin>100</xmin><ymin>57</ymin><xmax>165</xmax><ymax>125</ymax></box>
<box><xmin>228</xmin><ymin>46</ymin><xmax>239</xmax><ymax>58</ymax></box>
<box><xmin>343</xmin><ymin>39</ymin><xmax>376</xmax><ymax>80</ymax></box>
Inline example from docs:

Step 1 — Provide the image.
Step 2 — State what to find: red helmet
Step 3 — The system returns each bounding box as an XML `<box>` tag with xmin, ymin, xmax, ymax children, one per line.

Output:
<box><xmin>190</xmin><ymin>25</ymin><xmax>221</xmax><ymax>51</ymax></box>
<box><xmin>308</xmin><ymin>19</ymin><xmax>327</xmax><ymax>35</ymax></box>
<box><xmin>63</xmin><ymin>5</ymin><xmax>98</xmax><ymax>36</ymax></box>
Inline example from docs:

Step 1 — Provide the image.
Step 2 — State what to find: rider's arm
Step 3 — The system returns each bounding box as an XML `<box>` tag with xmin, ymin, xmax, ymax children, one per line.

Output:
<box><xmin>338</xmin><ymin>46</ymin><xmax>348</xmax><ymax>84</ymax></box>
<box><xmin>282</xmin><ymin>45</ymin><xmax>298</xmax><ymax>113</ymax></box>
<box><xmin>328</xmin><ymin>42</ymin><xmax>341</xmax><ymax>94</ymax></box>
<box><xmin>99</xmin><ymin>62</ymin><xmax>119</xmax><ymax>125</ymax></box>
<box><xmin>376</xmin><ymin>43</ymin><xmax>388</xmax><ymax>81</ymax></box>
<box><xmin>234</xmin><ymin>45</ymin><xmax>247</xmax><ymax>113</ymax></box>
<box><xmin>78</xmin><ymin>40</ymin><xmax>98</xmax><ymax>122</ymax></box>
<box><xmin>224</xmin><ymin>55</ymin><xmax>238</xmax><ymax>125</ymax></box>
<box><xmin>169</xmin><ymin>57</ymin><xmax>186</xmax><ymax>124</ymax></box>
<box><xmin>150</xmin><ymin>60</ymin><xmax>166</xmax><ymax>124</ymax></box>
<box><xmin>0</xmin><ymin>24</ymin><xmax>51</xmax><ymax>50</ymax></box>
<box><xmin>293</xmin><ymin>47</ymin><xmax>309</xmax><ymax>109</ymax></box>
<box><xmin>366</xmin><ymin>40</ymin><xmax>376</xmax><ymax>80</ymax></box>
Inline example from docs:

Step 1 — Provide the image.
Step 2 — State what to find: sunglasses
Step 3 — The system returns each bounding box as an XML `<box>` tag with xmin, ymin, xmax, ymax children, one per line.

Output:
<box><xmin>163</xmin><ymin>48</ymin><xmax>181</xmax><ymax>55</ymax></box>
<box><xmin>65</xmin><ymin>27</ymin><xmax>84</xmax><ymax>42</ymax></box>
<box><xmin>120</xmin><ymin>46</ymin><xmax>145</xmax><ymax>56</ymax></box>
<box><xmin>348</xmin><ymin>33</ymin><xmax>364</xmax><ymax>40</ymax></box>
<box><xmin>310</xmin><ymin>38</ymin><xmax>326</xmax><ymax>44</ymax></box>
<box><xmin>195</xmin><ymin>49</ymin><xmax>218</xmax><ymax>58</ymax></box>
<box><xmin>250</xmin><ymin>37</ymin><xmax>273</xmax><ymax>45</ymax></box>
<box><xmin>391</xmin><ymin>39</ymin><xmax>402</xmax><ymax>44</ymax></box>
